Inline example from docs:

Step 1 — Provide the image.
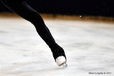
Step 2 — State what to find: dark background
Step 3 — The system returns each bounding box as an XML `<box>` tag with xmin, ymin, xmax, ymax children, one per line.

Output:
<box><xmin>0</xmin><ymin>0</ymin><xmax>114</xmax><ymax>17</ymax></box>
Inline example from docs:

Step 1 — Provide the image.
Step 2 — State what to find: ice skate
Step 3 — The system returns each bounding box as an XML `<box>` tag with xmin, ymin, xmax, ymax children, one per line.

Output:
<box><xmin>51</xmin><ymin>45</ymin><xmax>67</xmax><ymax>67</ymax></box>
<box><xmin>56</xmin><ymin>56</ymin><xmax>67</xmax><ymax>67</ymax></box>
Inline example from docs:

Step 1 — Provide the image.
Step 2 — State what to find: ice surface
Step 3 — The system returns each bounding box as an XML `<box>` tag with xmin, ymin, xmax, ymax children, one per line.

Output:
<box><xmin>0</xmin><ymin>17</ymin><xmax>114</xmax><ymax>76</ymax></box>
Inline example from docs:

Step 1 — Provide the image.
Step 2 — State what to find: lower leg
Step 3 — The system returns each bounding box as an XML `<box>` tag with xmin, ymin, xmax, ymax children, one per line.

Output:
<box><xmin>1</xmin><ymin>1</ymin><xmax>57</xmax><ymax>48</ymax></box>
<box><xmin>1</xmin><ymin>0</ymin><xmax>66</xmax><ymax>65</ymax></box>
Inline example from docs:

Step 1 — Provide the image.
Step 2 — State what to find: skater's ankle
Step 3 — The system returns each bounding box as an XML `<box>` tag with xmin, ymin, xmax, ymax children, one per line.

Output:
<box><xmin>49</xmin><ymin>43</ymin><xmax>62</xmax><ymax>50</ymax></box>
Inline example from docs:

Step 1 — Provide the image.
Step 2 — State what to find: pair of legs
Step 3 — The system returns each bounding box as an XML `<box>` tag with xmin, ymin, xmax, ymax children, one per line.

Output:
<box><xmin>1</xmin><ymin>0</ymin><xmax>66</xmax><ymax>66</ymax></box>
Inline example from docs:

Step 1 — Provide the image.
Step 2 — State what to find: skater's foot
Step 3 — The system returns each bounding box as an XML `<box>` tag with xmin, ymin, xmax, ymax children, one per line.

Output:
<box><xmin>51</xmin><ymin>45</ymin><xmax>67</xmax><ymax>66</ymax></box>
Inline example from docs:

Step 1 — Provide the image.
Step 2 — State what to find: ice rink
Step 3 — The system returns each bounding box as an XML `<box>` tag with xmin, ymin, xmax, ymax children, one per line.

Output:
<box><xmin>0</xmin><ymin>15</ymin><xmax>114</xmax><ymax>76</ymax></box>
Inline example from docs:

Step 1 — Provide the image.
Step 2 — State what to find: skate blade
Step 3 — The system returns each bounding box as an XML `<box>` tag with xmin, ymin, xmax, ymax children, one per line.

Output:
<box><xmin>59</xmin><ymin>62</ymin><xmax>67</xmax><ymax>68</ymax></box>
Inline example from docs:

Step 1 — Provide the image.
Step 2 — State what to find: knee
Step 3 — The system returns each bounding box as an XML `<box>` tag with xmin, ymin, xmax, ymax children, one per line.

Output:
<box><xmin>29</xmin><ymin>12</ymin><xmax>43</xmax><ymax>23</ymax></box>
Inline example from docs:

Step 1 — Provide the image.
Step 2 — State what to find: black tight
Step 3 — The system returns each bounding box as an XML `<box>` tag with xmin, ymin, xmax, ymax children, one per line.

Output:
<box><xmin>1</xmin><ymin>0</ymin><xmax>66</xmax><ymax>59</ymax></box>
<box><xmin>1</xmin><ymin>0</ymin><xmax>56</xmax><ymax>48</ymax></box>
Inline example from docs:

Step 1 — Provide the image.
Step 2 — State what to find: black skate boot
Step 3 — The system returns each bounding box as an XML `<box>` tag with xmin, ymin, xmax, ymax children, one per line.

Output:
<box><xmin>51</xmin><ymin>45</ymin><xmax>67</xmax><ymax>67</ymax></box>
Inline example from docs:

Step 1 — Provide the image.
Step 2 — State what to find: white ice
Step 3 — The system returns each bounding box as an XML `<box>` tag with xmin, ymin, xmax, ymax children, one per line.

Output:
<box><xmin>0</xmin><ymin>17</ymin><xmax>114</xmax><ymax>76</ymax></box>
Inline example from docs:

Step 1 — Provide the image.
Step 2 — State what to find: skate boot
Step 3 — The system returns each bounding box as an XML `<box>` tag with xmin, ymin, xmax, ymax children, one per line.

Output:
<box><xmin>51</xmin><ymin>46</ymin><xmax>67</xmax><ymax>67</ymax></box>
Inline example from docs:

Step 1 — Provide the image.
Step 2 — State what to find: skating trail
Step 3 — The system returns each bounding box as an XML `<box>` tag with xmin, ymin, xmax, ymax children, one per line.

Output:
<box><xmin>0</xmin><ymin>17</ymin><xmax>114</xmax><ymax>76</ymax></box>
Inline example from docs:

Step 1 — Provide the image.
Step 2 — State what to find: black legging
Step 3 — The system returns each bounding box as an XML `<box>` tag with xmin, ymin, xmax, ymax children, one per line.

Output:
<box><xmin>0</xmin><ymin>0</ymin><xmax>66</xmax><ymax>60</ymax></box>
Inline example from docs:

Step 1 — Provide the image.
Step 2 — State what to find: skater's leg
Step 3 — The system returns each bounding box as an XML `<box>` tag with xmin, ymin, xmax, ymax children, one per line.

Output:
<box><xmin>1</xmin><ymin>0</ymin><xmax>67</xmax><ymax>66</ymax></box>
<box><xmin>1</xmin><ymin>0</ymin><xmax>56</xmax><ymax>48</ymax></box>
